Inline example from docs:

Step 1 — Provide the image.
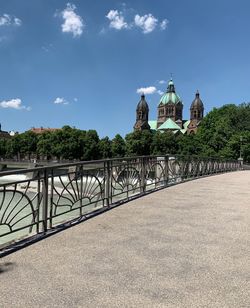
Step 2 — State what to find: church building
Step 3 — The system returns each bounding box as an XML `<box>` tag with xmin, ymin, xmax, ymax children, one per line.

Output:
<box><xmin>134</xmin><ymin>78</ymin><xmax>204</xmax><ymax>134</ymax></box>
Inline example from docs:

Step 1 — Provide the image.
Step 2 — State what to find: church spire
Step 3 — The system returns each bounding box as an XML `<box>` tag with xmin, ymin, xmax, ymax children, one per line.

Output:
<box><xmin>167</xmin><ymin>78</ymin><xmax>175</xmax><ymax>93</ymax></box>
<box><xmin>134</xmin><ymin>94</ymin><xmax>150</xmax><ymax>131</ymax></box>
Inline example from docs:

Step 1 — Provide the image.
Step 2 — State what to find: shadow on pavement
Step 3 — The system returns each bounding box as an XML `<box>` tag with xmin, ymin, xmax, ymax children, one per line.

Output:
<box><xmin>0</xmin><ymin>262</ymin><xmax>16</xmax><ymax>274</ymax></box>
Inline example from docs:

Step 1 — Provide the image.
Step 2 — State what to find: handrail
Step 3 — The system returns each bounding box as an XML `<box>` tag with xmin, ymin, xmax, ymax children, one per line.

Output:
<box><xmin>0</xmin><ymin>155</ymin><xmax>240</xmax><ymax>251</ymax></box>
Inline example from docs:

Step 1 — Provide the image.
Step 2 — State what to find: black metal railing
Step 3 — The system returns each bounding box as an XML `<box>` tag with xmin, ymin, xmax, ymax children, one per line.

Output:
<box><xmin>0</xmin><ymin>155</ymin><xmax>240</xmax><ymax>250</ymax></box>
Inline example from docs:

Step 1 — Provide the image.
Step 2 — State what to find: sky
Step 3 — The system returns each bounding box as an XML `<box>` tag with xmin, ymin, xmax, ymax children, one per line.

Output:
<box><xmin>0</xmin><ymin>0</ymin><xmax>250</xmax><ymax>138</ymax></box>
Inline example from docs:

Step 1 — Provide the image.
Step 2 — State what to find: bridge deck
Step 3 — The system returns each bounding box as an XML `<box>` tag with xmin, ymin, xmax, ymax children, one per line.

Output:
<box><xmin>1</xmin><ymin>171</ymin><xmax>250</xmax><ymax>307</ymax></box>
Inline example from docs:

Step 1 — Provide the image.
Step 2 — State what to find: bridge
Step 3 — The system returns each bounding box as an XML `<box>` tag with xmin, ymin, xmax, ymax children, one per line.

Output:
<box><xmin>0</xmin><ymin>156</ymin><xmax>249</xmax><ymax>307</ymax></box>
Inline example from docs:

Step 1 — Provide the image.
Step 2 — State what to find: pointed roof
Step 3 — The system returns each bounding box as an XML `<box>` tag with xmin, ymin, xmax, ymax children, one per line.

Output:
<box><xmin>158</xmin><ymin>118</ymin><xmax>181</xmax><ymax>130</ymax></box>
<box><xmin>148</xmin><ymin>120</ymin><xmax>157</xmax><ymax>130</ymax></box>
<box><xmin>191</xmin><ymin>91</ymin><xmax>204</xmax><ymax>109</ymax></box>
<box><xmin>183</xmin><ymin>120</ymin><xmax>191</xmax><ymax>129</ymax></box>
<box><xmin>158</xmin><ymin>79</ymin><xmax>182</xmax><ymax>106</ymax></box>
<box><xmin>167</xmin><ymin>78</ymin><xmax>175</xmax><ymax>93</ymax></box>
<box><xmin>137</xmin><ymin>94</ymin><xmax>149</xmax><ymax>112</ymax></box>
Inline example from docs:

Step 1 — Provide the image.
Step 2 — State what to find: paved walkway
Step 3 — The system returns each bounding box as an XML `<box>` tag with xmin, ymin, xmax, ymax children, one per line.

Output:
<box><xmin>1</xmin><ymin>171</ymin><xmax>250</xmax><ymax>308</ymax></box>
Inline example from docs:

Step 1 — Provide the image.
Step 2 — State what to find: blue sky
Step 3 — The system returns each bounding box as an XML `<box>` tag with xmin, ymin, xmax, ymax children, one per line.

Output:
<box><xmin>0</xmin><ymin>0</ymin><xmax>250</xmax><ymax>138</ymax></box>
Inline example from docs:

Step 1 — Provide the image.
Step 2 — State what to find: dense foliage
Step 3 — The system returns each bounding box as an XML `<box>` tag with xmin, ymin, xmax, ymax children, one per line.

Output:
<box><xmin>1</xmin><ymin>103</ymin><xmax>250</xmax><ymax>162</ymax></box>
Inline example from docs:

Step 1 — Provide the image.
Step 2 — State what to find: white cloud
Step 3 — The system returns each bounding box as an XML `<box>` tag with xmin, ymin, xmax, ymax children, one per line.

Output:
<box><xmin>134</xmin><ymin>14</ymin><xmax>158</xmax><ymax>33</ymax></box>
<box><xmin>159</xmin><ymin>80</ymin><xmax>166</xmax><ymax>84</ymax></box>
<box><xmin>14</xmin><ymin>17</ymin><xmax>22</xmax><ymax>26</ymax></box>
<box><xmin>104</xmin><ymin>7</ymin><xmax>168</xmax><ymax>34</ymax></box>
<box><xmin>54</xmin><ymin>97</ymin><xmax>69</xmax><ymax>105</ymax></box>
<box><xmin>73</xmin><ymin>97</ymin><xmax>78</xmax><ymax>102</ymax></box>
<box><xmin>0</xmin><ymin>14</ymin><xmax>22</xmax><ymax>26</ymax></box>
<box><xmin>157</xmin><ymin>90</ymin><xmax>164</xmax><ymax>96</ymax></box>
<box><xmin>59</xmin><ymin>3</ymin><xmax>84</xmax><ymax>37</ymax></box>
<box><xmin>0</xmin><ymin>98</ymin><xmax>30</xmax><ymax>110</ymax></box>
<box><xmin>137</xmin><ymin>86</ymin><xmax>157</xmax><ymax>95</ymax></box>
<box><xmin>106</xmin><ymin>10</ymin><xmax>128</xmax><ymax>30</ymax></box>
<box><xmin>160</xmin><ymin>19</ymin><xmax>169</xmax><ymax>30</ymax></box>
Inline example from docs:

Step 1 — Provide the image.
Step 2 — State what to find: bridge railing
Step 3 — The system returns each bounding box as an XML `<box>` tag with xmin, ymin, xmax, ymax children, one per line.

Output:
<box><xmin>0</xmin><ymin>155</ymin><xmax>240</xmax><ymax>251</ymax></box>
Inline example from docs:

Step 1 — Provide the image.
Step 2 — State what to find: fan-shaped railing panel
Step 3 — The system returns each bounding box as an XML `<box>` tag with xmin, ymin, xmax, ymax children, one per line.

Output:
<box><xmin>0</xmin><ymin>156</ymin><xmax>240</xmax><ymax>251</ymax></box>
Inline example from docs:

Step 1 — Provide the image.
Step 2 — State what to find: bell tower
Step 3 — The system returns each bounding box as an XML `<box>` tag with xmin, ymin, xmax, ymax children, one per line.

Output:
<box><xmin>134</xmin><ymin>94</ymin><xmax>150</xmax><ymax>131</ymax></box>
<box><xmin>157</xmin><ymin>79</ymin><xmax>183</xmax><ymax>128</ymax></box>
<box><xmin>187</xmin><ymin>91</ymin><xmax>204</xmax><ymax>134</ymax></box>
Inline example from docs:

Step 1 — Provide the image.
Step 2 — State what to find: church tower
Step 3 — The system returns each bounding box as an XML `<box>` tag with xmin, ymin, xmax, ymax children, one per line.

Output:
<box><xmin>134</xmin><ymin>94</ymin><xmax>150</xmax><ymax>131</ymax></box>
<box><xmin>157</xmin><ymin>79</ymin><xmax>183</xmax><ymax>128</ymax></box>
<box><xmin>187</xmin><ymin>91</ymin><xmax>204</xmax><ymax>134</ymax></box>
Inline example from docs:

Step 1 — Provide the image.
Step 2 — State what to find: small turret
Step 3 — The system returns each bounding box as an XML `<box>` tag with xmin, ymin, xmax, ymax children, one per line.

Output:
<box><xmin>190</xmin><ymin>90</ymin><xmax>204</xmax><ymax>121</ymax></box>
<box><xmin>187</xmin><ymin>90</ymin><xmax>204</xmax><ymax>134</ymax></box>
<box><xmin>166</xmin><ymin>79</ymin><xmax>176</xmax><ymax>93</ymax></box>
<box><xmin>134</xmin><ymin>94</ymin><xmax>150</xmax><ymax>131</ymax></box>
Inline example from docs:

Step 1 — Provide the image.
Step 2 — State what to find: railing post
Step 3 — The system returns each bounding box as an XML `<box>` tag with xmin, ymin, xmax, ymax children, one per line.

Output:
<box><xmin>140</xmin><ymin>157</ymin><xmax>146</xmax><ymax>194</ymax></box>
<box><xmin>105</xmin><ymin>160</ymin><xmax>111</xmax><ymax>208</ymax></box>
<box><xmin>42</xmin><ymin>168</ymin><xmax>49</xmax><ymax>233</ymax></box>
<box><xmin>164</xmin><ymin>155</ymin><xmax>169</xmax><ymax>186</ymax></box>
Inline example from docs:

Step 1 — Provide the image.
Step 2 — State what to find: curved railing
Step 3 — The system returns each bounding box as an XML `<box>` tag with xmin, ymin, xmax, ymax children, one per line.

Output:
<box><xmin>0</xmin><ymin>155</ymin><xmax>240</xmax><ymax>251</ymax></box>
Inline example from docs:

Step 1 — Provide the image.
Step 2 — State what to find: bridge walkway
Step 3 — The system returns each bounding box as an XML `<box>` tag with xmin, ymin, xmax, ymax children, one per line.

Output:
<box><xmin>1</xmin><ymin>171</ymin><xmax>250</xmax><ymax>307</ymax></box>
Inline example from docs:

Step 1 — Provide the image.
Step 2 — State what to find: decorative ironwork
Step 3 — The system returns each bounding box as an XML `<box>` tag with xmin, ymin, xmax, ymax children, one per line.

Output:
<box><xmin>145</xmin><ymin>158</ymin><xmax>165</xmax><ymax>189</ymax></box>
<box><xmin>0</xmin><ymin>181</ymin><xmax>41</xmax><ymax>237</ymax></box>
<box><xmin>52</xmin><ymin>170</ymin><xmax>104</xmax><ymax>219</ymax></box>
<box><xmin>0</xmin><ymin>155</ymin><xmax>240</xmax><ymax>250</ymax></box>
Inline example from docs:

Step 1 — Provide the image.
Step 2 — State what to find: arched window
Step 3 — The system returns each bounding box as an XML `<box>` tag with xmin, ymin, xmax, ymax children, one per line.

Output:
<box><xmin>159</xmin><ymin>109</ymin><xmax>164</xmax><ymax>117</ymax></box>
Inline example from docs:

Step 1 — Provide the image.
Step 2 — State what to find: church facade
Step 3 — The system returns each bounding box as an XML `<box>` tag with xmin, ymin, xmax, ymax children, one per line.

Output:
<box><xmin>134</xmin><ymin>79</ymin><xmax>204</xmax><ymax>135</ymax></box>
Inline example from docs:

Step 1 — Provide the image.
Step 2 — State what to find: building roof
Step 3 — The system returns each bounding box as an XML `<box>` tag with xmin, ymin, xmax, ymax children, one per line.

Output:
<box><xmin>148</xmin><ymin>120</ymin><xmax>158</xmax><ymax>130</ymax></box>
<box><xmin>158</xmin><ymin>118</ymin><xmax>181</xmax><ymax>130</ymax></box>
<box><xmin>137</xmin><ymin>94</ymin><xmax>149</xmax><ymax>112</ymax></box>
<box><xmin>180</xmin><ymin>129</ymin><xmax>187</xmax><ymax>134</ymax></box>
<box><xmin>30</xmin><ymin>127</ymin><xmax>60</xmax><ymax>134</ymax></box>
<box><xmin>191</xmin><ymin>91</ymin><xmax>204</xmax><ymax>109</ymax></box>
<box><xmin>0</xmin><ymin>130</ymin><xmax>11</xmax><ymax>139</ymax></box>
<box><xmin>183</xmin><ymin>120</ymin><xmax>190</xmax><ymax>129</ymax></box>
<box><xmin>158</xmin><ymin>79</ymin><xmax>182</xmax><ymax>106</ymax></box>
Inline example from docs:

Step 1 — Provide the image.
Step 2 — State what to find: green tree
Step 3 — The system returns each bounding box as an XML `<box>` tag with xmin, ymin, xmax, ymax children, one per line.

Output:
<box><xmin>0</xmin><ymin>139</ymin><xmax>7</xmax><ymax>158</ymax></box>
<box><xmin>82</xmin><ymin>130</ymin><xmax>100</xmax><ymax>160</ymax></box>
<box><xmin>125</xmin><ymin>130</ymin><xmax>153</xmax><ymax>156</ymax></box>
<box><xmin>99</xmin><ymin>137</ymin><xmax>112</xmax><ymax>158</ymax></box>
<box><xmin>37</xmin><ymin>132</ymin><xmax>53</xmax><ymax>159</ymax></box>
<box><xmin>151</xmin><ymin>131</ymin><xmax>177</xmax><ymax>155</ymax></box>
<box><xmin>111</xmin><ymin>134</ymin><xmax>126</xmax><ymax>157</ymax></box>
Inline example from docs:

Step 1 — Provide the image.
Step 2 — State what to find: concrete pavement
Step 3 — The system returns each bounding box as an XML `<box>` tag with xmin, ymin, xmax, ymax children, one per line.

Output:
<box><xmin>1</xmin><ymin>171</ymin><xmax>250</xmax><ymax>307</ymax></box>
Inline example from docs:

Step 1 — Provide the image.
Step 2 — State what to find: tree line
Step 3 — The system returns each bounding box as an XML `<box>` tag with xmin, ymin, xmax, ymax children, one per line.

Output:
<box><xmin>0</xmin><ymin>103</ymin><xmax>249</xmax><ymax>162</ymax></box>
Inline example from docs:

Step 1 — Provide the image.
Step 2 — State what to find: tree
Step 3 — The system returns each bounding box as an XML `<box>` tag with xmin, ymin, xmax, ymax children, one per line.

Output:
<box><xmin>37</xmin><ymin>131</ymin><xmax>53</xmax><ymax>159</ymax></box>
<box><xmin>0</xmin><ymin>139</ymin><xmax>7</xmax><ymax>158</ymax></box>
<box><xmin>111</xmin><ymin>134</ymin><xmax>126</xmax><ymax>157</ymax></box>
<box><xmin>99</xmin><ymin>137</ymin><xmax>112</xmax><ymax>158</ymax></box>
<box><xmin>151</xmin><ymin>131</ymin><xmax>177</xmax><ymax>155</ymax></box>
<box><xmin>82</xmin><ymin>130</ymin><xmax>100</xmax><ymax>160</ymax></box>
<box><xmin>125</xmin><ymin>130</ymin><xmax>153</xmax><ymax>156</ymax></box>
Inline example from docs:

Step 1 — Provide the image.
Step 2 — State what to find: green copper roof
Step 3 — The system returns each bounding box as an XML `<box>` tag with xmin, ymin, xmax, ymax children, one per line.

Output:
<box><xmin>183</xmin><ymin>120</ymin><xmax>190</xmax><ymax>129</ymax></box>
<box><xmin>158</xmin><ymin>118</ymin><xmax>181</xmax><ymax>130</ymax></box>
<box><xmin>159</xmin><ymin>92</ymin><xmax>182</xmax><ymax>105</ymax></box>
<box><xmin>158</xmin><ymin>79</ymin><xmax>182</xmax><ymax>106</ymax></box>
<box><xmin>148</xmin><ymin>120</ymin><xmax>157</xmax><ymax>130</ymax></box>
